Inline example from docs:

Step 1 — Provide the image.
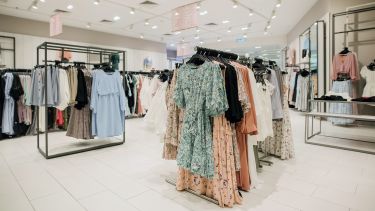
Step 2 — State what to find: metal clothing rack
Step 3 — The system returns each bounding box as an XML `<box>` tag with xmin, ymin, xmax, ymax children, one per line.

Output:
<box><xmin>304</xmin><ymin>6</ymin><xmax>375</xmax><ymax>154</ymax></box>
<box><xmin>36</xmin><ymin>42</ymin><xmax>126</xmax><ymax>159</ymax></box>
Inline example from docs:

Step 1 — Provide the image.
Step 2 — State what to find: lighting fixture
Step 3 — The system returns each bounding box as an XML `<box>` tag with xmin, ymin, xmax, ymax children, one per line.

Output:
<box><xmin>130</xmin><ymin>8</ymin><xmax>135</xmax><ymax>15</ymax></box>
<box><xmin>232</xmin><ymin>0</ymin><xmax>238</xmax><ymax>8</ymax></box>
<box><xmin>249</xmin><ymin>9</ymin><xmax>254</xmax><ymax>16</ymax></box>
<box><xmin>255</xmin><ymin>46</ymin><xmax>261</xmax><ymax>49</ymax></box>
<box><xmin>227</xmin><ymin>27</ymin><xmax>232</xmax><ymax>33</ymax></box>
<box><xmin>196</xmin><ymin>27</ymin><xmax>200</xmax><ymax>33</ymax></box>
<box><xmin>194</xmin><ymin>35</ymin><xmax>199</xmax><ymax>40</ymax></box>
<box><xmin>271</xmin><ymin>10</ymin><xmax>276</xmax><ymax>19</ymax></box>
<box><xmin>241</xmin><ymin>27</ymin><xmax>248</xmax><ymax>31</ymax></box>
<box><xmin>225</xmin><ymin>49</ymin><xmax>231</xmax><ymax>52</ymax></box>
<box><xmin>144</xmin><ymin>19</ymin><xmax>150</xmax><ymax>25</ymax></box>
<box><xmin>199</xmin><ymin>10</ymin><xmax>208</xmax><ymax>15</ymax></box>
<box><xmin>31</xmin><ymin>1</ymin><xmax>38</xmax><ymax>9</ymax></box>
<box><xmin>243</xmin><ymin>33</ymin><xmax>247</xmax><ymax>38</ymax></box>
<box><xmin>217</xmin><ymin>37</ymin><xmax>222</xmax><ymax>42</ymax></box>
<box><xmin>264</xmin><ymin>30</ymin><xmax>268</xmax><ymax>35</ymax></box>
<box><xmin>314</xmin><ymin>22</ymin><xmax>318</xmax><ymax>26</ymax></box>
<box><xmin>182</xmin><ymin>37</ymin><xmax>185</xmax><ymax>42</ymax></box>
<box><xmin>170</xmin><ymin>43</ymin><xmax>175</xmax><ymax>47</ymax></box>
<box><xmin>175</xmin><ymin>31</ymin><xmax>181</xmax><ymax>35</ymax></box>
<box><xmin>276</xmin><ymin>0</ymin><xmax>282</xmax><ymax>8</ymax></box>
<box><xmin>93</xmin><ymin>0</ymin><xmax>100</xmax><ymax>5</ymax></box>
<box><xmin>86</xmin><ymin>23</ymin><xmax>91</xmax><ymax>28</ymax></box>
<box><xmin>222</xmin><ymin>20</ymin><xmax>229</xmax><ymax>24</ymax></box>
<box><xmin>39</xmin><ymin>0</ymin><xmax>45</xmax><ymax>2</ymax></box>
<box><xmin>174</xmin><ymin>11</ymin><xmax>179</xmax><ymax>16</ymax></box>
<box><xmin>67</xmin><ymin>4</ymin><xmax>73</xmax><ymax>10</ymax></box>
<box><xmin>199</xmin><ymin>41</ymin><xmax>204</xmax><ymax>45</ymax></box>
<box><xmin>113</xmin><ymin>16</ymin><xmax>120</xmax><ymax>21</ymax></box>
<box><xmin>140</xmin><ymin>34</ymin><xmax>144</xmax><ymax>39</ymax></box>
<box><xmin>196</xmin><ymin>2</ymin><xmax>201</xmax><ymax>9</ymax></box>
<box><xmin>151</xmin><ymin>25</ymin><xmax>158</xmax><ymax>29</ymax></box>
<box><xmin>266</xmin><ymin>21</ymin><xmax>271</xmax><ymax>29</ymax></box>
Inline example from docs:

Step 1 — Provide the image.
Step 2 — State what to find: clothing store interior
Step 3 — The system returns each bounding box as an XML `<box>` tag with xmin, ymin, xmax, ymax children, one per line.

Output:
<box><xmin>0</xmin><ymin>0</ymin><xmax>375</xmax><ymax>210</ymax></box>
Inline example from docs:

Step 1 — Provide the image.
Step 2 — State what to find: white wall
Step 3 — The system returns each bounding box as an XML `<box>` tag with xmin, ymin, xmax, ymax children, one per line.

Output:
<box><xmin>0</xmin><ymin>31</ymin><xmax>168</xmax><ymax>71</ymax></box>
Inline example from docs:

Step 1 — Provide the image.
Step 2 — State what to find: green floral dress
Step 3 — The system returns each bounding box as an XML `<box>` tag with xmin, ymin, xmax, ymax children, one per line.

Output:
<box><xmin>174</xmin><ymin>62</ymin><xmax>228</xmax><ymax>179</ymax></box>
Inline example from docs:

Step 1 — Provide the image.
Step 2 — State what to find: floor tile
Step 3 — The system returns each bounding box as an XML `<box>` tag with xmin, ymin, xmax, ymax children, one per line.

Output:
<box><xmin>31</xmin><ymin>191</ymin><xmax>86</xmax><ymax>211</ymax></box>
<box><xmin>79</xmin><ymin>191</ymin><xmax>139</xmax><ymax>211</ymax></box>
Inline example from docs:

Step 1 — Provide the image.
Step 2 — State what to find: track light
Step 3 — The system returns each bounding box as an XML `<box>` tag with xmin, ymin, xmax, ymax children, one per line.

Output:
<box><xmin>276</xmin><ymin>0</ymin><xmax>282</xmax><ymax>8</ymax></box>
<box><xmin>196</xmin><ymin>2</ymin><xmax>201</xmax><ymax>9</ymax></box>
<box><xmin>31</xmin><ymin>1</ymin><xmax>38</xmax><ymax>9</ymax></box>
<box><xmin>130</xmin><ymin>8</ymin><xmax>135</xmax><ymax>15</ymax></box>
<box><xmin>86</xmin><ymin>23</ymin><xmax>91</xmax><ymax>28</ymax></box>
<box><xmin>144</xmin><ymin>19</ymin><xmax>149</xmax><ymax>25</ymax></box>
<box><xmin>217</xmin><ymin>37</ymin><xmax>222</xmax><ymax>42</ymax></box>
<box><xmin>232</xmin><ymin>0</ymin><xmax>238</xmax><ymax>8</ymax></box>
<box><xmin>93</xmin><ymin>0</ymin><xmax>100</xmax><ymax>5</ymax></box>
<box><xmin>243</xmin><ymin>33</ymin><xmax>247</xmax><ymax>38</ymax></box>
<box><xmin>266</xmin><ymin>21</ymin><xmax>271</xmax><ymax>29</ymax></box>
<box><xmin>227</xmin><ymin>27</ymin><xmax>232</xmax><ymax>33</ymax></box>
<box><xmin>249</xmin><ymin>9</ymin><xmax>254</xmax><ymax>16</ymax></box>
<box><xmin>271</xmin><ymin>10</ymin><xmax>276</xmax><ymax>19</ymax></box>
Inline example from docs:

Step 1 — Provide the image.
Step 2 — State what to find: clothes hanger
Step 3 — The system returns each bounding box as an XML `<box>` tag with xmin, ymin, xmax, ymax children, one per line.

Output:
<box><xmin>339</xmin><ymin>47</ymin><xmax>351</xmax><ymax>55</ymax></box>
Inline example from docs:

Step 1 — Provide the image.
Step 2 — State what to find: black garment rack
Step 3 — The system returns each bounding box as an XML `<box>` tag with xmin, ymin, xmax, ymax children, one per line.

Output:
<box><xmin>36</xmin><ymin>42</ymin><xmax>126</xmax><ymax>159</ymax></box>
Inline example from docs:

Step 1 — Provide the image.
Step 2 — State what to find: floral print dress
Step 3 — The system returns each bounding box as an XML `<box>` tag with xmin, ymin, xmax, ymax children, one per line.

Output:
<box><xmin>174</xmin><ymin>62</ymin><xmax>228</xmax><ymax>179</ymax></box>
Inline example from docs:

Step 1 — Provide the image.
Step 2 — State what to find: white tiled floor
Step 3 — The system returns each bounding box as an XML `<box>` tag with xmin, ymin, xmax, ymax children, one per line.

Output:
<box><xmin>0</xmin><ymin>110</ymin><xmax>374</xmax><ymax>211</ymax></box>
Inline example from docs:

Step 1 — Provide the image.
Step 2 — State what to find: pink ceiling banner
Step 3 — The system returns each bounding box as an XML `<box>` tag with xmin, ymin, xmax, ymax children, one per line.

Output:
<box><xmin>172</xmin><ymin>3</ymin><xmax>198</xmax><ymax>32</ymax></box>
<box><xmin>50</xmin><ymin>13</ymin><xmax>62</xmax><ymax>37</ymax></box>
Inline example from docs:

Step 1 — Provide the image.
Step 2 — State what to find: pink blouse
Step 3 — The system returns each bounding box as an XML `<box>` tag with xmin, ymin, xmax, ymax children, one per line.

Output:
<box><xmin>331</xmin><ymin>52</ymin><xmax>359</xmax><ymax>80</ymax></box>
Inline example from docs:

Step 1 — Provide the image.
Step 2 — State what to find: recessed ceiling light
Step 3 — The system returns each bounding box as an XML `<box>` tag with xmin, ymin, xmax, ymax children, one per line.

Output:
<box><xmin>249</xmin><ymin>9</ymin><xmax>253</xmax><ymax>16</ymax></box>
<box><xmin>130</xmin><ymin>8</ymin><xmax>135</xmax><ymax>15</ymax></box>
<box><xmin>199</xmin><ymin>10</ymin><xmax>208</xmax><ymax>15</ymax></box>
<box><xmin>200</xmin><ymin>41</ymin><xmax>204</xmax><ymax>44</ymax></box>
<box><xmin>144</xmin><ymin>19</ymin><xmax>149</xmax><ymax>25</ymax></box>
<box><xmin>222</xmin><ymin>20</ymin><xmax>230</xmax><ymax>24</ymax></box>
<box><xmin>225</xmin><ymin>49</ymin><xmax>231</xmax><ymax>52</ymax></box>
<box><xmin>67</xmin><ymin>4</ymin><xmax>73</xmax><ymax>10</ymax></box>
<box><xmin>232</xmin><ymin>0</ymin><xmax>238</xmax><ymax>8</ymax></box>
<box><xmin>113</xmin><ymin>16</ymin><xmax>120</xmax><ymax>21</ymax></box>
<box><xmin>140</xmin><ymin>34</ymin><xmax>144</xmax><ymax>39</ymax></box>
<box><xmin>175</xmin><ymin>31</ymin><xmax>181</xmax><ymax>35</ymax></box>
<box><xmin>276</xmin><ymin>0</ymin><xmax>282</xmax><ymax>7</ymax></box>
<box><xmin>314</xmin><ymin>22</ymin><xmax>318</xmax><ymax>25</ymax></box>
<box><xmin>39</xmin><ymin>0</ymin><xmax>45</xmax><ymax>3</ymax></box>
<box><xmin>227</xmin><ymin>27</ymin><xmax>232</xmax><ymax>33</ymax></box>
<box><xmin>196</xmin><ymin>27</ymin><xmax>200</xmax><ymax>33</ymax></box>
<box><xmin>151</xmin><ymin>25</ymin><xmax>158</xmax><ymax>29</ymax></box>
<box><xmin>170</xmin><ymin>43</ymin><xmax>175</xmax><ymax>47</ymax></box>
<box><xmin>255</xmin><ymin>46</ymin><xmax>261</xmax><ymax>49</ymax></box>
<box><xmin>86</xmin><ymin>23</ymin><xmax>91</xmax><ymax>28</ymax></box>
<box><xmin>243</xmin><ymin>34</ymin><xmax>247</xmax><ymax>38</ymax></box>
<box><xmin>217</xmin><ymin>37</ymin><xmax>222</xmax><ymax>42</ymax></box>
<box><xmin>174</xmin><ymin>12</ymin><xmax>179</xmax><ymax>16</ymax></box>
<box><xmin>93</xmin><ymin>0</ymin><xmax>100</xmax><ymax>5</ymax></box>
<box><xmin>241</xmin><ymin>27</ymin><xmax>248</xmax><ymax>30</ymax></box>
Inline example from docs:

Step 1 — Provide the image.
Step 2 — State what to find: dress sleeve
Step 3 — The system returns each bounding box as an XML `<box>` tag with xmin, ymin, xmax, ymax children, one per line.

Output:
<box><xmin>360</xmin><ymin>66</ymin><xmax>367</xmax><ymax>80</ymax></box>
<box><xmin>173</xmin><ymin>68</ymin><xmax>186</xmax><ymax>108</ymax></box>
<box><xmin>206</xmin><ymin>64</ymin><xmax>228</xmax><ymax>116</ymax></box>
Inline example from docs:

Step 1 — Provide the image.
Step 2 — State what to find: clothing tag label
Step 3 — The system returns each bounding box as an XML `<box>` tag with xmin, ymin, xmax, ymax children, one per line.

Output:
<box><xmin>50</xmin><ymin>13</ymin><xmax>62</xmax><ymax>37</ymax></box>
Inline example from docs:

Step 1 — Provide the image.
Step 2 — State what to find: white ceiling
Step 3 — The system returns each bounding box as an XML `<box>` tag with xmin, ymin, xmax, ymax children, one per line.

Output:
<box><xmin>0</xmin><ymin>0</ymin><xmax>318</xmax><ymax>54</ymax></box>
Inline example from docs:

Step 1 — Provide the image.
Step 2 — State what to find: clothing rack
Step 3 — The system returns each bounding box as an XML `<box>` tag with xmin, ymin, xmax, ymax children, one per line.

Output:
<box><xmin>36</xmin><ymin>42</ymin><xmax>126</xmax><ymax>159</ymax></box>
<box><xmin>194</xmin><ymin>46</ymin><xmax>239</xmax><ymax>60</ymax></box>
<box><xmin>304</xmin><ymin>6</ymin><xmax>375</xmax><ymax>154</ymax></box>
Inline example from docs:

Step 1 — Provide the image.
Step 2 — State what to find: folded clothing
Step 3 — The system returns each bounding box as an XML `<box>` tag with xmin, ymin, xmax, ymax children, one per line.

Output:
<box><xmin>314</xmin><ymin>95</ymin><xmax>347</xmax><ymax>101</ymax></box>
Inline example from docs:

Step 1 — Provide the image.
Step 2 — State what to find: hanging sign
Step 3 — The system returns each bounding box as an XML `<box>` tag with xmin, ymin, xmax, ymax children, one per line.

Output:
<box><xmin>50</xmin><ymin>13</ymin><xmax>62</xmax><ymax>37</ymax></box>
<box><xmin>172</xmin><ymin>3</ymin><xmax>198</xmax><ymax>32</ymax></box>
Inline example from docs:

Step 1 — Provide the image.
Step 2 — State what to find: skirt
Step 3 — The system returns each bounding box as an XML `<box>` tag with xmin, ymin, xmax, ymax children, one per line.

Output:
<box><xmin>328</xmin><ymin>80</ymin><xmax>354</xmax><ymax>125</ymax></box>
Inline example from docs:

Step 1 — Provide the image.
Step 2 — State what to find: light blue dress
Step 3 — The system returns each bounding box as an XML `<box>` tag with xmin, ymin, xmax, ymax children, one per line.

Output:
<box><xmin>90</xmin><ymin>70</ymin><xmax>126</xmax><ymax>138</ymax></box>
<box><xmin>2</xmin><ymin>73</ymin><xmax>14</xmax><ymax>135</ymax></box>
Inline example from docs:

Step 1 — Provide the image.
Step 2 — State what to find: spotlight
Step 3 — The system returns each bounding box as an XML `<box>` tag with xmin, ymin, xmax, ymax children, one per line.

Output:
<box><xmin>144</xmin><ymin>19</ymin><xmax>150</xmax><ymax>25</ymax></box>
<box><xmin>276</xmin><ymin>0</ymin><xmax>282</xmax><ymax>8</ymax></box>
<box><xmin>130</xmin><ymin>8</ymin><xmax>135</xmax><ymax>15</ymax></box>
<box><xmin>67</xmin><ymin>4</ymin><xmax>73</xmax><ymax>10</ymax></box>
<box><xmin>93</xmin><ymin>0</ymin><xmax>100</xmax><ymax>5</ymax></box>
<box><xmin>249</xmin><ymin>9</ymin><xmax>254</xmax><ymax>16</ymax></box>
<box><xmin>232</xmin><ymin>0</ymin><xmax>238</xmax><ymax>8</ymax></box>
<box><xmin>140</xmin><ymin>34</ymin><xmax>144</xmax><ymax>39</ymax></box>
<box><xmin>31</xmin><ymin>1</ymin><xmax>38</xmax><ymax>9</ymax></box>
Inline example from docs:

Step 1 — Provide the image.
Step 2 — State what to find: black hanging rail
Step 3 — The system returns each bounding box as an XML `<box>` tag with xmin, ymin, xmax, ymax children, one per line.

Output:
<box><xmin>194</xmin><ymin>46</ymin><xmax>239</xmax><ymax>60</ymax></box>
<box><xmin>36</xmin><ymin>42</ymin><xmax>126</xmax><ymax>159</ymax></box>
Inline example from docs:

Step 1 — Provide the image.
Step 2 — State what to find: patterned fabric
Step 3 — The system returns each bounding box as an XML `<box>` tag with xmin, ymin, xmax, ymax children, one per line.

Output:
<box><xmin>174</xmin><ymin>62</ymin><xmax>228</xmax><ymax>179</ymax></box>
<box><xmin>163</xmin><ymin>71</ymin><xmax>183</xmax><ymax>160</ymax></box>
<box><xmin>66</xmin><ymin>76</ymin><xmax>93</xmax><ymax>139</ymax></box>
<box><xmin>328</xmin><ymin>80</ymin><xmax>354</xmax><ymax>125</ymax></box>
<box><xmin>176</xmin><ymin>115</ymin><xmax>242</xmax><ymax>208</ymax></box>
<box><xmin>262</xmin><ymin>74</ymin><xmax>295</xmax><ymax>160</ymax></box>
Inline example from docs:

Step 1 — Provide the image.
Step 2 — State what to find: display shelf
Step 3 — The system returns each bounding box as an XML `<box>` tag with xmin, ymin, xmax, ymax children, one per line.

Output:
<box><xmin>310</xmin><ymin>99</ymin><xmax>375</xmax><ymax>105</ymax></box>
<box><xmin>305</xmin><ymin>112</ymin><xmax>375</xmax><ymax>121</ymax></box>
